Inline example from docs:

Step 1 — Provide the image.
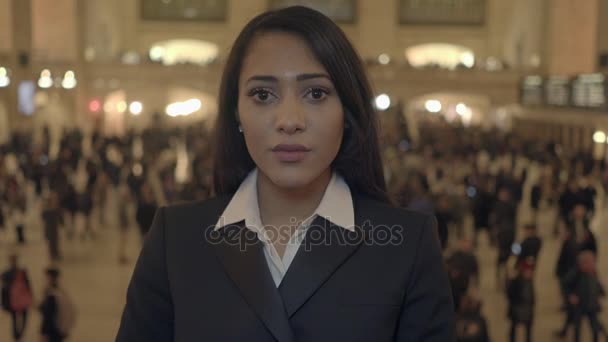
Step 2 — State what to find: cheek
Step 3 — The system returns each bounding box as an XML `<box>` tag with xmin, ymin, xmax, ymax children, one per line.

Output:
<box><xmin>242</xmin><ymin>122</ymin><xmax>268</xmax><ymax>159</ymax></box>
<box><xmin>314</xmin><ymin>108</ymin><xmax>344</xmax><ymax>154</ymax></box>
<box><xmin>238</xmin><ymin>102</ymin><xmax>269</xmax><ymax>151</ymax></box>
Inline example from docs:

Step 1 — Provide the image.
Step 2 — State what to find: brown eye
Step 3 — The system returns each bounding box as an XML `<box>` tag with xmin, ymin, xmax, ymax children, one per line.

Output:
<box><xmin>305</xmin><ymin>87</ymin><xmax>329</xmax><ymax>101</ymax></box>
<box><xmin>247</xmin><ymin>88</ymin><xmax>276</xmax><ymax>104</ymax></box>
<box><xmin>256</xmin><ymin>90</ymin><xmax>270</xmax><ymax>101</ymax></box>
<box><xmin>311</xmin><ymin>89</ymin><xmax>324</xmax><ymax>99</ymax></box>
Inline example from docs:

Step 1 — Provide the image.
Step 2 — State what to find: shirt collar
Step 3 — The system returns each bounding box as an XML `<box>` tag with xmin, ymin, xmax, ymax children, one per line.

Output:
<box><xmin>215</xmin><ymin>168</ymin><xmax>355</xmax><ymax>231</ymax></box>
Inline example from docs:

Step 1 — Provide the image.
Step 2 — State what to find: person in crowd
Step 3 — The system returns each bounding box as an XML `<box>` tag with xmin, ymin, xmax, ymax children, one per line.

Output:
<box><xmin>555</xmin><ymin>223</ymin><xmax>580</xmax><ymax>316</ymax></box>
<box><xmin>447</xmin><ymin>239</ymin><xmax>480</xmax><ymax>312</ymax></box>
<box><xmin>59</xmin><ymin>175</ymin><xmax>78</xmax><ymax>239</ymax></box>
<box><xmin>135</xmin><ymin>182</ymin><xmax>157</xmax><ymax>239</ymax></box>
<box><xmin>507</xmin><ymin>258</ymin><xmax>536</xmax><ymax>342</ymax></box>
<box><xmin>118</xmin><ymin>183</ymin><xmax>131</xmax><ymax>264</ymax></box>
<box><xmin>517</xmin><ymin>223</ymin><xmax>542</xmax><ymax>268</ymax></box>
<box><xmin>568</xmin><ymin>204</ymin><xmax>597</xmax><ymax>255</ymax></box>
<box><xmin>455</xmin><ymin>295</ymin><xmax>490</xmax><ymax>342</ymax></box>
<box><xmin>1</xmin><ymin>254</ymin><xmax>33</xmax><ymax>342</ymax></box>
<box><xmin>557</xmin><ymin>180</ymin><xmax>582</xmax><ymax>237</ymax></box>
<box><xmin>75</xmin><ymin>186</ymin><xmax>94</xmax><ymax>241</ymax></box>
<box><xmin>42</xmin><ymin>192</ymin><xmax>64</xmax><ymax>261</ymax></box>
<box><xmin>560</xmin><ymin>251</ymin><xmax>605</xmax><ymax>342</ymax></box>
<box><xmin>93</xmin><ymin>171</ymin><xmax>110</xmax><ymax>226</ymax></box>
<box><xmin>529</xmin><ymin>179</ymin><xmax>542</xmax><ymax>225</ymax></box>
<box><xmin>491</xmin><ymin>187</ymin><xmax>517</xmax><ymax>288</ymax></box>
<box><xmin>472</xmin><ymin>176</ymin><xmax>494</xmax><ymax>247</ymax></box>
<box><xmin>5</xmin><ymin>178</ymin><xmax>27</xmax><ymax>244</ymax></box>
<box><xmin>578</xmin><ymin>176</ymin><xmax>596</xmax><ymax>218</ymax></box>
<box><xmin>434</xmin><ymin>193</ymin><xmax>453</xmax><ymax>250</ymax></box>
<box><xmin>39</xmin><ymin>267</ymin><xmax>76</xmax><ymax>342</ymax></box>
<box><xmin>403</xmin><ymin>173</ymin><xmax>435</xmax><ymax>215</ymax></box>
<box><xmin>0</xmin><ymin>187</ymin><xmax>5</xmax><ymax>244</ymax></box>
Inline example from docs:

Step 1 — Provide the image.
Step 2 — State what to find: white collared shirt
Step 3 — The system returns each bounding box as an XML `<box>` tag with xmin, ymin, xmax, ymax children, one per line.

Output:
<box><xmin>214</xmin><ymin>168</ymin><xmax>355</xmax><ymax>287</ymax></box>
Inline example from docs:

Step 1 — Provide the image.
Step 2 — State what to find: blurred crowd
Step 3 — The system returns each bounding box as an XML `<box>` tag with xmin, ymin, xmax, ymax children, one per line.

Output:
<box><xmin>0</xmin><ymin>116</ymin><xmax>607</xmax><ymax>341</ymax></box>
<box><xmin>384</xmin><ymin>120</ymin><xmax>607</xmax><ymax>342</ymax></box>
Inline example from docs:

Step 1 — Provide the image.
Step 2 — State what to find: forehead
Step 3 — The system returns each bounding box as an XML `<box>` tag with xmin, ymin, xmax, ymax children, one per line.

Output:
<box><xmin>240</xmin><ymin>31</ymin><xmax>327</xmax><ymax>80</ymax></box>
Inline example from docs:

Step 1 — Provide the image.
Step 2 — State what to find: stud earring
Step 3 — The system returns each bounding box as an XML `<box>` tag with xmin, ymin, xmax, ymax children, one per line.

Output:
<box><xmin>238</xmin><ymin>125</ymin><xmax>243</xmax><ymax>133</ymax></box>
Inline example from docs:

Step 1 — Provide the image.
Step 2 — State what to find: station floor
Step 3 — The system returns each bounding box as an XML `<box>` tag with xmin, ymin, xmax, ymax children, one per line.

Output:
<box><xmin>1</xmin><ymin>188</ymin><xmax>607</xmax><ymax>342</ymax></box>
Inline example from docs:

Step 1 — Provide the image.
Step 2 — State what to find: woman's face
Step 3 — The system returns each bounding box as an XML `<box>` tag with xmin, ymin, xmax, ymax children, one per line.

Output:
<box><xmin>238</xmin><ymin>31</ymin><xmax>344</xmax><ymax>190</ymax></box>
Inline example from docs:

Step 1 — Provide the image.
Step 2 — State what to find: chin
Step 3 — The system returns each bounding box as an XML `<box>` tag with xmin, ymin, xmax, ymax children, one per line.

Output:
<box><xmin>262</xmin><ymin>164</ymin><xmax>324</xmax><ymax>190</ymax></box>
<box><xmin>268</xmin><ymin>168</ymin><xmax>315</xmax><ymax>189</ymax></box>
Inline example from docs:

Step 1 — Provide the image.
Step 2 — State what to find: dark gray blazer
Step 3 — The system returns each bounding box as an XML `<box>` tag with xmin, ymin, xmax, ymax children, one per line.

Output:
<box><xmin>116</xmin><ymin>194</ymin><xmax>455</xmax><ymax>341</ymax></box>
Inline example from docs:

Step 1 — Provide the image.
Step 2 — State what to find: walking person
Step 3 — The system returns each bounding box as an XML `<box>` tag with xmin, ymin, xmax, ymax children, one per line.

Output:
<box><xmin>42</xmin><ymin>192</ymin><xmax>63</xmax><ymax>261</ymax></box>
<box><xmin>563</xmin><ymin>251</ymin><xmax>605</xmax><ymax>342</ymax></box>
<box><xmin>507</xmin><ymin>259</ymin><xmax>536</xmax><ymax>342</ymax></box>
<box><xmin>1</xmin><ymin>254</ymin><xmax>33</xmax><ymax>342</ymax></box>
<box><xmin>492</xmin><ymin>187</ymin><xmax>517</xmax><ymax>288</ymax></box>
<box><xmin>39</xmin><ymin>267</ymin><xmax>76</xmax><ymax>342</ymax></box>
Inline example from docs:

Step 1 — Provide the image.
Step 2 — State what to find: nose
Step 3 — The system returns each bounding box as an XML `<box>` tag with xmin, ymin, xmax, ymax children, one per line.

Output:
<box><xmin>274</xmin><ymin>96</ymin><xmax>306</xmax><ymax>134</ymax></box>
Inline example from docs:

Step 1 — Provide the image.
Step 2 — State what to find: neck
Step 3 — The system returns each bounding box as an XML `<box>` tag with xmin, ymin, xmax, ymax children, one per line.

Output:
<box><xmin>257</xmin><ymin>169</ymin><xmax>332</xmax><ymax>226</ymax></box>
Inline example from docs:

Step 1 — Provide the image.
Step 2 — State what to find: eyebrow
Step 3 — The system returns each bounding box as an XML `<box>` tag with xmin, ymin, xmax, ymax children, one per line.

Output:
<box><xmin>246</xmin><ymin>73</ymin><xmax>331</xmax><ymax>84</ymax></box>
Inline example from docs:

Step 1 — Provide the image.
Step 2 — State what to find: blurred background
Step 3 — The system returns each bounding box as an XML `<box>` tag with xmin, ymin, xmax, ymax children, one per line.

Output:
<box><xmin>0</xmin><ymin>0</ymin><xmax>607</xmax><ymax>341</ymax></box>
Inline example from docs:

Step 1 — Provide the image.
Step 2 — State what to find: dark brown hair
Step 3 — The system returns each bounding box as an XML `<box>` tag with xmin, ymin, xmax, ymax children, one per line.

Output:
<box><xmin>212</xmin><ymin>6</ymin><xmax>389</xmax><ymax>203</ymax></box>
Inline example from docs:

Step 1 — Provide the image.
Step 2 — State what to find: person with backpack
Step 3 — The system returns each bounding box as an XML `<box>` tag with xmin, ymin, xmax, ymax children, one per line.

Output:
<box><xmin>1</xmin><ymin>253</ymin><xmax>33</xmax><ymax>342</ymax></box>
<box><xmin>39</xmin><ymin>267</ymin><xmax>76</xmax><ymax>342</ymax></box>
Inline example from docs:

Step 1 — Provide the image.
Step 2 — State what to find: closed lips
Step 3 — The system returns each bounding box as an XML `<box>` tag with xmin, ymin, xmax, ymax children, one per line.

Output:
<box><xmin>272</xmin><ymin>144</ymin><xmax>311</xmax><ymax>152</ymax></box>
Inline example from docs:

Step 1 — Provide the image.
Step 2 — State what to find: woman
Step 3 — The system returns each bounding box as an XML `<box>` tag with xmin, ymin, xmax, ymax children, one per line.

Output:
<box><xmin>117</xmin><ymin>6</ymin><xmax>454</xmax><ymax>341</ymax></box>
<box><xmin>2</xmin><ymin>254</ymin><xmax>32</xmax><ymax>342</ymax></box>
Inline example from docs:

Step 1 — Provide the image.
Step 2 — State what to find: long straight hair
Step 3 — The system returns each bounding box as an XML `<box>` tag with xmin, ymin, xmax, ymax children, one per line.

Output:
<box><xmin>212</xmin><ymin>6</ymin><xmax>390</xmax><ymax>203</ymax></box>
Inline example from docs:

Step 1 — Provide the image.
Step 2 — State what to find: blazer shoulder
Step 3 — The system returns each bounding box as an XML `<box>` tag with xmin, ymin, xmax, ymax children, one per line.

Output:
<box><xmin>161</xmin><ymin>195</ymin><xmax>233</xmax><ymax>228</ymax></box>
<box><xmin>164</xmin><ymin>195</ymin><xmax>231</xmax><ymax>214</ymax></box>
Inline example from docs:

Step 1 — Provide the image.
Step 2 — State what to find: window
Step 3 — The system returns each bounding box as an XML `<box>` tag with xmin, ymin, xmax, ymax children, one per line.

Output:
<box><xmin>149</xmin><ymin>40</ymin><xmax>219</xmax><ymax>66</ymax></box>
<box><xmin>269</xmin><ymin>0</ymin><xmax>356</xmax><ymax>23</ymax></box>
<box><xmin>141</xmin><ymin>0</ymin><xmax>227</xmax><ymax>22</ymax></box>
<box><xmin>405</xmin><ymin>43</ymin><xmax>475</xmax><ymax>69</ymax></box>
<box><xmin>399</xmin><ymin>0</ymin><xmax>485</xmax><ymax>25</ymax></box>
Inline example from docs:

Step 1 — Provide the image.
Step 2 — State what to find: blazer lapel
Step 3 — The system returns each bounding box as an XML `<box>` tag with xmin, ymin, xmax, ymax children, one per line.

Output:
<box><xmin>278</xmin><ymin>216</ymin><xmax>364</xmax><ymax>317</ymax></box>
<box><xmin>210</xmin><ymin>222</ymin><xmax>295</xmax><ymax>342</ymax></box>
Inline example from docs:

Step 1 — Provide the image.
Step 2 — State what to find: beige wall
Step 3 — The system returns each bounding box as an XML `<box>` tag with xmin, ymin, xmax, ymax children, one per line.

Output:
<box><xmin>598</xmin><ymin>0</ymin><xmax>608</xmax><ymax>58</ymax></box>
<box><xmin>83</xmin><ymin>0</ymin><xmax>532</xmax><ymax>66</ymax></box>
<box><xmin>9</xmin><ymin>0</ymin><xmax>605</xmax><ymax>135</ymax></box>
<box><xmin>0</xmin><ymin>0</ymin><xmax>12</xmax><ymax>53</ymax></box>
<box><xmin>11</xmin><ymin>0</ymin><xmax>31</xmax><ymax>54</ymax></box>
<box><xmin>13</xmin><ymin>0</ymin><xmax>604</xmax><ymax>71</ymax></box>
<box><xmin>501</xmin><ymin>0</ymin><xmax>545</xmax><ymax>69</ymax></box>
<box><xmin>108</xmin><ymin>0</ymin><xmax>269</xmax><ymax>58</ymax></box>
<box><xmin>31</xmin><ymin>0</ymin><xmax>78</xmax><ymax>62</ymax></box>
<box><xmin>546</xmin><ymin>0</ymin><xmax>599</xmax><ymax>75</ymax></box>
<box><xmin>82</xmin><ymin>0</ymin><xmax>124</xmax><ymax>61</ymax></box>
